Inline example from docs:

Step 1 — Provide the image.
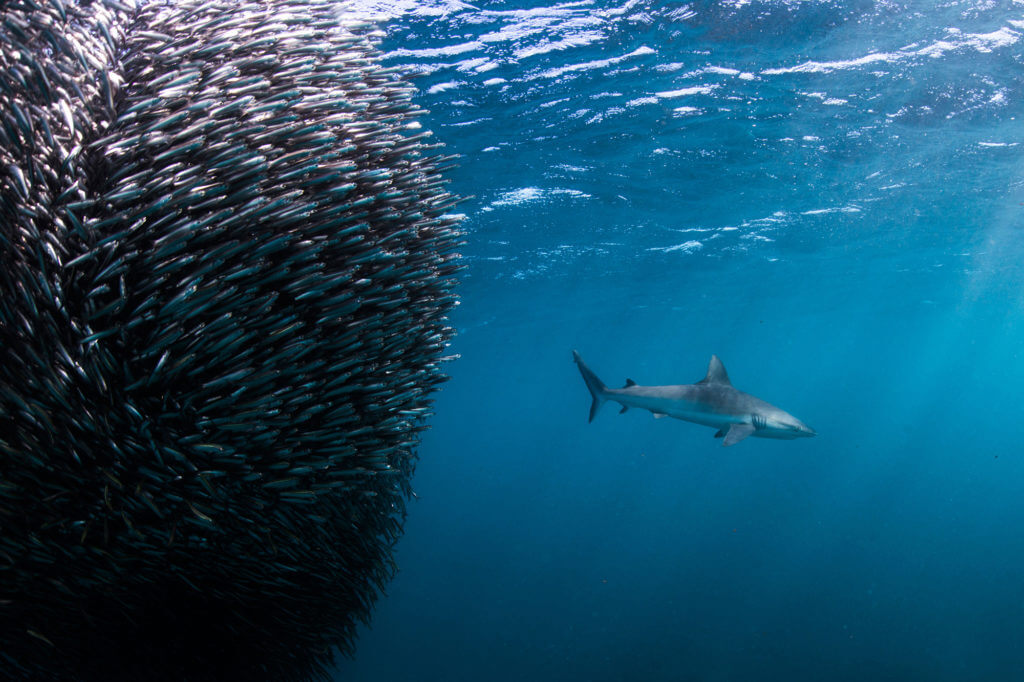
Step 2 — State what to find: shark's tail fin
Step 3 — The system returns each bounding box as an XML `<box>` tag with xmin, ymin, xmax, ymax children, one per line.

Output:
<box><xmin>572</xmin><ymin>350</ymin><xmax>607</xmax><ymax>423</ymax></box>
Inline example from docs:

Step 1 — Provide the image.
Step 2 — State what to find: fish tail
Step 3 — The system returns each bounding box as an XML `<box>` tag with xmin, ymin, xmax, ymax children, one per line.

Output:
<box><xmin>572</xmin><ymin>350</ymin><xmax>607</xmax><ymax>423</ymax></box>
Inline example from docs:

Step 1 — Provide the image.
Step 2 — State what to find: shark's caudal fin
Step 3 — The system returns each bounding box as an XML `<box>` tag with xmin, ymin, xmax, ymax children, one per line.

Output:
<box><xmin>572</xmin><ymin>350</ymin><xmax>607</xmax><ymax>422</ymax></box>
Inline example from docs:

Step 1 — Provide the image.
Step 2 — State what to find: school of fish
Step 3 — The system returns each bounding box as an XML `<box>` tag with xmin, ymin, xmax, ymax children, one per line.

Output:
<box><xmin>0</xmin><ymin>0</ymin><xmax>462</xmax><ymax>679</ymax></box>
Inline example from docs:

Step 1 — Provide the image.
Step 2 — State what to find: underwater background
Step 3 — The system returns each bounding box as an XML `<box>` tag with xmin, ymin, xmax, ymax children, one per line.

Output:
<box><xmin>338</xmin><ymin>1</ymin><xmax>1024</xmax><ymax>680</ymax></box>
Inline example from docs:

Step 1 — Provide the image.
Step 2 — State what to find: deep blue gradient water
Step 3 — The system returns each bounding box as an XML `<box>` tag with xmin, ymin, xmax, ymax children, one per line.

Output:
<box><xmin>336</xmin><ymin>2</ymin><xmax>1024</xmax><ymax>680</ymax></box>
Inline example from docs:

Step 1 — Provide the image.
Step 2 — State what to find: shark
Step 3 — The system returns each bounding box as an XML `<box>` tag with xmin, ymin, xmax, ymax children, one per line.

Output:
<box><xmin>572</xmin><ymin>350</ymin><xmax>816</xmax><ymax>446</ymax></box>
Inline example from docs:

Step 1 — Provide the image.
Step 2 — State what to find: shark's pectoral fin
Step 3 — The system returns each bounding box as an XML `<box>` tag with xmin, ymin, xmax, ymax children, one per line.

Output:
<box><xmin>652</xmin><ymin>412</ymin><xmax>667</xmax><ymax>419</ymax></box>
<box><xmin>714</xmin><ymin>428</ymin><xmax>727</xmax><ymax>439</ymax></box>
<box><xmin>619</xmin><ymin>405</ymin><xmax>629</xmax><ymax>414</ymax></box>
<box><xmin>723</xmin><ymin>423</ymin><xmax>755</xmax><ymax>446</ymax></box>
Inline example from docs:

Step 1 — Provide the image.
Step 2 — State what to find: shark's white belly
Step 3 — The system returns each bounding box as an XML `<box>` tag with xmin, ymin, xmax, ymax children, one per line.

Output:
<box><xmin>614</xmin><ymin>394</ymin><xmax>745</xmax><ymax>429</ymax></box>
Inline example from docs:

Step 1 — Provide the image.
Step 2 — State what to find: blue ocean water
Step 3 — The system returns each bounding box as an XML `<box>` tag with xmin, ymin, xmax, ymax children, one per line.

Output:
<box><xmin>337</xmin><ymin>1</ymin><xmax>1024</xmax><ymax>680</ymax></box>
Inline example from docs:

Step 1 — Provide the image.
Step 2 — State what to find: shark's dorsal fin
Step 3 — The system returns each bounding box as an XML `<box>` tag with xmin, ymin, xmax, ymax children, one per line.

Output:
<box><xmin>624</xmin><ymin>379</ymin><xmax>637</xmax><ymax>387</ymax></box>
<box><xmin>698</xmin><ymin>355</ymin><xmax>731</xmax><ymax>386</ymax></box>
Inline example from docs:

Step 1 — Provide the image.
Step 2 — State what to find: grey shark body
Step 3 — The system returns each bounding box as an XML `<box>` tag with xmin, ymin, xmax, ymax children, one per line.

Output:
<box><xmin>573</xmin><ymin>350</ymin><xmax>815</xmax><ymax>446</ymax></box>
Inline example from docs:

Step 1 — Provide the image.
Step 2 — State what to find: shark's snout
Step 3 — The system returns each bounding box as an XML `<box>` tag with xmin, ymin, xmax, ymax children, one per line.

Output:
<box><xmin>795</xmin><ymin>422</ymin><xmax>816</xmax><ymax>438</ymax></box>
<box><xmin>775</xmin><ymin>415</ymin><xmax>815</xmax><ymax>438</ymax></box>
